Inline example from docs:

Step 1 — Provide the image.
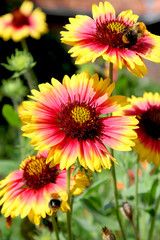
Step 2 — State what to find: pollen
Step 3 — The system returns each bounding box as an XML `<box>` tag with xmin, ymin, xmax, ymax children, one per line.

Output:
<box><xmin>71</xmin><ymin>106</ymin><xmax>90</xmax><ymax>125</ymax></box>
<box><xmin>22</xmin><ymin>156</ymin><xmax>58</xmax><ymax>190</ymax></box>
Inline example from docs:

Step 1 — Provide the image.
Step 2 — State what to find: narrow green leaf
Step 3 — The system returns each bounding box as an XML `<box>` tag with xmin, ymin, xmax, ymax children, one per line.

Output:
<box><xmin>2</xmin><ymin>104</ymin><xmax>21</xmax><ymax>126</ymax></box>
<box><xmin>78</xmin><ymin>177</ymin><xmax>109</xmax><ymax>199</ymax></box>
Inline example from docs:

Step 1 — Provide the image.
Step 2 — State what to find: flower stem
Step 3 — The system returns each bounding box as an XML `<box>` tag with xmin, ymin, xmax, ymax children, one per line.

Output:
<box><xmin>141</xmin><ymin>211</ymin><xmax>146</xmax><ymax>240</ymax></box>
<box><xmin>21</xmin><ymin>38</ymin><xmax>29</xmax><ymax>52</ymax></box>
<box><xmin>109</xmin><ymin>62</ymin><xmax>113</xmax><ymax>81</ymax></box>
<box><xmin>52</xmin><ymin>213</ymin><xmax>60</xmax><ymax>240</ymax></box>
<box><xmin>135</xmin><ymin>156</ymin><xmax>139</xmax><ymax>232</ymax></box>
<box><xmin>109</xmin><ymin>62</ymin><xmax>126</xmax><ymax>240</ymax></box>
<box><xmin>147</xmin><ymin>195</ymin><xmax>160</xmax><ymax>240</ymax></box>
<box><xmin>67</xmin><ymin>167</ymin><xmax>72</xmax><ymax>240</ymax></box>
<box><xmin>111</xmin><ymin>158</ymin><xmax>127</xmax><ymax>240</ymax></box>
<box><xmin>21</xmin><ymin>39</ymin><xmax>38</xmax><ymax>90</ymax></box>
<box><xmin>130</xmin><ymin>219</ymin><xmax>140</xmax><ymax>240</ymax></box>
<box><xmin>23</xmin><ymin>69</ymin><xmax>38</xmax><ymax>90</ymax></box>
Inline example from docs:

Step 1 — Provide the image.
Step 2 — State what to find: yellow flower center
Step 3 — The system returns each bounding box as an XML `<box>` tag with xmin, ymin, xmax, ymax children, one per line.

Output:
<box><xmin>71</xmin><ymin>106</ymin><xmax>90</xmax><ymax>125</ymax></box>
<box><xmin>25</xmin><ymin>157</ymin><xmax>44</xmax><ymax>175</ymax></box>
<box><xmin>106</xmin><ymin>22</ymin><xmax>125</xmax><ymax>32</ymax></box>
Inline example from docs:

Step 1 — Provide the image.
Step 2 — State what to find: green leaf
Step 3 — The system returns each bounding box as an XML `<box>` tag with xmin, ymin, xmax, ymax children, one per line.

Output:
<box><xmin>1</xmin><ymin>63</ymin><xmax>14</xmax><ymax>71</ymax></box>
<box><xmin>78</xmin><ymin>177</ymin><xmax>109</xmax><ymax>199</ymax></box>
<box><xmin>141</xmin><ymin>207</ymin><xmax>155</xmax><ymax>216</ymax></box>
<box><xmin>73</xmin><ymin>216</ymin><xmax>96</xmax><ymax>232</ymax></box>
<box><xmin>104</xmin><ymin>202</ymin><xmax>115</xmax><ymax>210</ymax></box>
<box><xmin>150</xmin><ymin>179</ymin><xmax>159</xmax><ymax>203</ymax></box>
<box><xmin>72</xmin><ymin>165</ymin><xmax>81</xmax><ymax>177</ymax></box>
<box><xmin>2</xmin><ymin>104</ymin><xmax>21</xmax><ymax>126</ymax></box>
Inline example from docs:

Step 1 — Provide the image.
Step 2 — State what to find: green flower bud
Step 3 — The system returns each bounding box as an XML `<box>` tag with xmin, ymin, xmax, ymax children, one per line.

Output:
<box><xmin>2</xmin><ymin>49</ymin><xmax>36</xmax><ymax>78</ymax></box>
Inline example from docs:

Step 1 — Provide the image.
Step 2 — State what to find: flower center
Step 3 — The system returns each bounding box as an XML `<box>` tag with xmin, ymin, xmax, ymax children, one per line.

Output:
<box><xmin>71</xmin><ymin>106</ymin><xmax>90</xmax><ymax>125</ymax></box>
<box><xmin>12</xmin><ymin>8</ymin><xmax>30</xmax><ymax>28</ymax></box>
<box><xmin>59</xmin><ymin>101</ymin><xmax>102</xmax><ymax>140</ymax></box>
<box><xmin>139</xmin><ymin>107</ymin><xmax>160</xmax><ymax>139</ymax></box>
<box><xmin>95</xmin><ymin>20</ymin><xmax>129</xmax><ymax>48</ymax></box>
<box><xmin>22</xmin><ymin>156</ymin><xmax>58</xmax><ymax>190</ymax></box>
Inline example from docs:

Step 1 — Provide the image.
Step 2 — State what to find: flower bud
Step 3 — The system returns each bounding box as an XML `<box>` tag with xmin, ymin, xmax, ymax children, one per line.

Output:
<box><xmin>102</xmin><ymin>226</ymin><xmax>116</xmax><ymax>240</ymax></box>
<box><xmin>121</xmin><ymin>201</ymin><xmax>133</xmax><ymax>221</ymax></box>
<box><xmin>2</xmin><ymin>49</ymin><xmax>36</xmax><ymax>78</ymax></box>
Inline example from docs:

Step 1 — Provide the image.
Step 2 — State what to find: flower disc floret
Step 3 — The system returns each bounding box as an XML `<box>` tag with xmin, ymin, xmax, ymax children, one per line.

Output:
<box><xmin>21</xmin><ymin>155</ymin><xmax>58</xmax><ymax>190</ymax></box>
<box><xmin>61</xmin><ymin>1</ymin><xmax>160</xmax><ymax>78</ymax></box>
<box><xmin>20</xmin><ymin>71</ymin><xmax>138</xmax><ymax>171</ymax></box>
<box><xmin>59</xmin><ymin>101</ymin><xmax>102</xmax><ymax>140</ymax></box>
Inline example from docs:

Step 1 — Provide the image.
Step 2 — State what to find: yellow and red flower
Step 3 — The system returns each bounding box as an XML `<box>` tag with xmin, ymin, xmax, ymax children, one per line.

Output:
<box><xmin>19</xmin><ymin>71</ymin><xmax>138</xmax><ymax>171</ymax></box>
<box><xmin>61</xmin><ymin>1</ymin><xmax>160</xmax><ymax>78</ymax></box>
<box><xmin>0</xmin><ymin>150</ymin><xmax>90</xmax><ymax>225</ymax></box>
<box><xmin>123</xmin><ymin>92</ymin><xmax>160</xmax><ymax>166</ymax></box>
<box><xmin>0</xmin><ymin>1</ymin><xmax>48</xmax><ymax>42</ymax></box>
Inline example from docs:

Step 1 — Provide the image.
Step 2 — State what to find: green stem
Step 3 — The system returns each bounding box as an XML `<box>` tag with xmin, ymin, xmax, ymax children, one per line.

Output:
<box><xmin>130</xmin><ymin>219</ymin><xmax>140</xmax><ymax>240</ymax></box>
<box><xmin>70</xmin><ymin>195</ymin><xmax>74</xmax><ymax>214</ymax></box>
<box><xmin>141</xmin><ymin>211</ymin><xmax>146</xmax><ymax>240</ymax></box>
<box><xmin>67</xmin><ymin>167</ymin><xmax>72</xmax><ymax>240</ymax></box>
<box><xmin>21</xmin><ymin>39</ymin><xmax>38</xmax><ymax>90</ymax></box>
<box><xmin>109</xmin><ymin>62</ymin><xmax>126</xmax><ymax>240</ymax></box>
<box><xmin>23</xmin><ymin>69</ymin><xmax>38</xmax><ymax>90</ymax></box>
<box><xmin>135</xmin><ymin>156</ymin><xmax>139</xmax><ymax>232</ymax></box>
<box><xmin>111</xmin><ymin>159</ymin><xmax>127</xmax><ymax>240</ymax></box>
<box><xmin>52</xmin><ymin>213</ymin><xmax>60</xmax><ymax>240</ymax></box>
<box><xmin>147</xmin><ymin>195</ymin><xmax>160</xmax><ymax>240</ymax></box>
<box><xmin>109</xmin><ymin>62</ymin><xmax>113</xmax><ymax>81</ymax></box>
<box><xmin>21</xmin><ymin>38</ymin><xmax>29</xmax><ymax>52</ymax></box>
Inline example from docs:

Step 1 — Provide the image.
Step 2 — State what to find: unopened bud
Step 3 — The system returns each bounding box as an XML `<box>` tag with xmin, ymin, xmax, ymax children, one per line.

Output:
<box><xmin>121</xmin><ymin>201</ymin><xmax>133</xmax><ymax>221</ymax></box>
<box><xmin>102</xmin><ymin>226</ymin><xmax>116</xmax><ymax>240</ymax></box>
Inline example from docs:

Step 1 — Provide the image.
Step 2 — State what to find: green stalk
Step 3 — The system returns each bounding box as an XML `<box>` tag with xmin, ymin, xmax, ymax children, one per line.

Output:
<box><xmin>141</xmin><ymin>211</ymin><xmax>146</xmax><ymax>240</ymax></box>
<box><xmin>109</xmin><ymin>62</ymin><xmax>113</xmax><ymax>81</ymax></box>
<box><xmin>147</xmin><ymin>195</ymin><xmax>160</xmax><ymax>240</ymax></box>
<box><xmin>67</xmin><ymin>167</ymin><xmax>72</xmax><ymax>240</ymax></box>
<box><xmin>111</xmin><ymin>156</ymin><xmax>127</xmax><ymax>240</ymax></box>
<box><xmin>23</xmin><ymin>69</ymin><xmax>38</xmax><ymax>90</ymax></box>
<box><xmin>21</xmin><ymin>38</ymin><xmax>29</xmax><ymax>52</ymax></box>
<box><xmin>109</xmin><ymin>62</ymin><xmax>126</xmax><ymax>240</ymax></box>
<box><xmin>135</xmin><ymin>156</ymin><xmax>139</xmax><ymax>232</ymax></box>
<box><xmin>21</xmin><ymin>39</ymin><xmax>38</xmax><ymax>90</ymax></box>
<box><xmin>52</xmin><ymin>213</ymin><xmax>60</xmax><ymax>240</ymax></box>
<box><xmin>130</xmin><ymin>219</ymin><xmax>140</xmax><ymax>240</ymax></box>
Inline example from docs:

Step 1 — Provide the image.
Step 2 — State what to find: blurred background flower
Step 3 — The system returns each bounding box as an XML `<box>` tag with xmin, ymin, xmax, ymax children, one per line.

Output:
<box><xmin>0</xmin><ymin>0</ymin><xmax>48</xmax><ymax>42</ymax></box>
<box><xmin>123</xmin><ymin>92</ymin><xmax>160</xmax><ymax>166</ymax></box>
